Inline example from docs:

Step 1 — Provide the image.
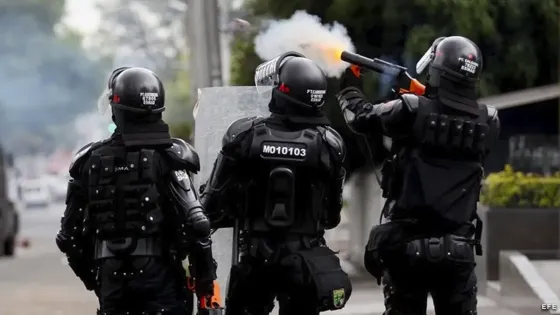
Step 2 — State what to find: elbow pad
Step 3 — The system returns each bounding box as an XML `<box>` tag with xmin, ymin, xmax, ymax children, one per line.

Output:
<box><xmin>200</xmin><ymin>151</ymin><xmax>237</xmax><ymax>214</ymax></box>
<box><xmin>168</xmin><ymin>169</ymin><xmax>213</xmax><ymax>246</ymax></box>
<box><xmin>189</xmin><ymin>208</ymin><xmax>211</xmax><ymax>240</ymax></box>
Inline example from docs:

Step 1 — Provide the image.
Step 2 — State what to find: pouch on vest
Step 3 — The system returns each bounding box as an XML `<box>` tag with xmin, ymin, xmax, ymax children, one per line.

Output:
<box><xmin>293</xmin><ymin>246</ymin><xmax>352</xmax><ymax>311</ymax></box>
<box><xmin>264</xmin><ymin>167</ymin><xmax>295</xmax><ymax>228</ymax></box>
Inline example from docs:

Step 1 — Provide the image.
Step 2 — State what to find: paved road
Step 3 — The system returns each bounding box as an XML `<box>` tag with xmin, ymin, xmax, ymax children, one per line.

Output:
<box><xmin>0</xmin><ymin>204</ymin><xmax>97</xmax><ymax>315</ymax></box>
<box><xmin>0</xmin><ymin>203</ymin><xmax>520</xmax><ymax>315</ymax></box>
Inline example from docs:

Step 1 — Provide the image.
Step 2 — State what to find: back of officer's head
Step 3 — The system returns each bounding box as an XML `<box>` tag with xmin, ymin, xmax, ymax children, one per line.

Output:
<box><xmin>269</xmin><ymin>57</ymin><xmax>328</xmax><ymax>116</ymax></box>
<box><xmin>108</xmin><ymin>67</ymin><xmax>166</xmax><ymax>126</ymax></box>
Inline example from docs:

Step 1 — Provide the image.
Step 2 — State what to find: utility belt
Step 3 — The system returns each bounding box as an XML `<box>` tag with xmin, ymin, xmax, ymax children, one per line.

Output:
<box><xmin>364</xmin><ymin>219</ymin><xmax>480</xmax><ymax>283</ymax></box>
<box><xmin>97</xmin><ymin>304</ymin><xmax>185</xmax><ymax>315</ymax></box>
<box><xmin>94</xmin><ymin>237</ymin><xmax>163</xmax><ymax>259</ymax></box>
<box><xmin>246</xmin><ymin>234</ymin><xmax>323</xmax><ymax>263</ymax></box>
<box><xmin>404</xmin><ymin>234</ymin><xmax>476</xmax><ymax>263</ymax></box>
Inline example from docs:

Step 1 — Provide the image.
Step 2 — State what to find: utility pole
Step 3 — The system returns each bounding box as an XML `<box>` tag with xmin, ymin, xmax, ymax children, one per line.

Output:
<box><xmin>205</xmin><ymin>0</ymin><xmax>223</xmax><ymax>87</ymax></box>
<box><xmin>219</xmin><ymin>0</ymin><xmax>233</xmax><ymax>85</ymax></box>
<box><xmin>187</xmin><ymin>0</ymin><xmax>223</xmax><ymax>100</ymax></box>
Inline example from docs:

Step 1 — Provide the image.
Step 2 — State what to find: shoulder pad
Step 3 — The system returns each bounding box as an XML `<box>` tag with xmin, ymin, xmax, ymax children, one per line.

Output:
<box><xmin>487</xmin><ymin>105</ymin><xmax>498</xmax><ymax>119</ymax></box>
<box><xmin>400</xmin><ymin>94</ymin><xmax>420</xmax><ymax>113</ymax></box>
<box><xmin>164</xmin><ymin>138</ymin><xmax>200</xmax><ymax>173</ymax></box>
<box><xmin>69</xmin><ymin>141</ymin><xmax>103</xmax><ymax>177</ymax></box>
<box><xmin>222</xmin><ymin>116</ymin><xmax>265</xmax><ymax>147</ymax></box>
<box><xmin>321</xmin><ymin>126</ymin><xmax>346</xmax><ymax>163</ymax></box>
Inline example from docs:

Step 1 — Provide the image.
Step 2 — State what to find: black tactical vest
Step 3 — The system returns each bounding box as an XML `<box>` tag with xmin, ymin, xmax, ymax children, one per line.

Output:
<box><xmin>245</xmin><ymin>121</ymin><xmax>330</xmax><ymax>234</ymax></box>
<box><xmin>86</xmin><ymin>146</ymin><xmax>165</xmax><ymax>240</ymax></box>
<box><xmin>394</xmin><ymin>97</ymin><xmax>490</xmax><ymax>233</ymax></box>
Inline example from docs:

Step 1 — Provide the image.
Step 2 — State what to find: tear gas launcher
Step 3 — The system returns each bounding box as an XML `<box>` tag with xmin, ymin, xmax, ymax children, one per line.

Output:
<box><xmin>339</xmin><ymin>51</ymin><xmax>425</xmax><ymax>96</ymax></box>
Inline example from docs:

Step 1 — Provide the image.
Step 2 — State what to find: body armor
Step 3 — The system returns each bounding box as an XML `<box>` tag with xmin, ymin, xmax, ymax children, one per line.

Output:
<box><xmin>87</xmin><ymin>145</ymin><xmax>166</xmax><ymax>258</ymax></box>
<box><xmin>391</xmin><ymin>95</ymin><xmax>495</xmax><ymax>238</ymax></box>
<box><xmin>244</xmin><ymin>121</ymin><xmax>332</xmax><ymax>235</ymax></box>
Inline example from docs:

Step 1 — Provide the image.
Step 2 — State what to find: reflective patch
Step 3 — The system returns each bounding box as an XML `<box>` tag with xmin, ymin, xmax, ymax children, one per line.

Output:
<box><xmin>174</xmin><ymin>170</ymin><xmax>189</xmax><ymax>181</ymax></box>
<box><xmin>332</xmin><ymin>288</ymin><xmax>346</xmax><ymax>308</ymax></box>
<box><xmin>260</xmin><ymin>142</ymin><xmax>307</xmax><ymax>159</ymax></box>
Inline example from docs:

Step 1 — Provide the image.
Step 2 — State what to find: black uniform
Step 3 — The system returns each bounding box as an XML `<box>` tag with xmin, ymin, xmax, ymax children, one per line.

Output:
<box><xmin>201</xmin><ymin>53</ymin><xmax>352</xmax><ymax>315</ymax></box>
<box><xmin>337</xmin><ymin>37</ymin><xmax>500</xmax><ymax>315</ymax></box>
<box><xmin>56</xmin><ymin>67</ymin><xmax>216</xmax><ymax>315</ymax></box>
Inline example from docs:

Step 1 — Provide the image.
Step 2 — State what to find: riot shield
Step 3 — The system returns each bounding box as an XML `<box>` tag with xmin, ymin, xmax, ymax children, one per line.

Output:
<box><xmin>193</xmin><ymin>86</ymin><xmax>271</xmax><ymax>297</ymax></box>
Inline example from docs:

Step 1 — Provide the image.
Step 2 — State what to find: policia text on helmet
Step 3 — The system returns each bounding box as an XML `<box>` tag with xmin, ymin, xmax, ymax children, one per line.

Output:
<box><xmin>103</xmin><ymin>67</ymin><xmax>166</xmax><ymax>127</ymax></box>
<box><xmin>417</xmin><ymin>36</ymin><xmax>483</xmax><ymax>116</ymax></box>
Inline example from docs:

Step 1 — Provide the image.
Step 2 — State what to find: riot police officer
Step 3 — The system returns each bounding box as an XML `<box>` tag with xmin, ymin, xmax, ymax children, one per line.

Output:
<box><xmin>56</xmin><ymin>67</ymin><xmax>217</xmax><ymax>315</ymax></box>
<box><xmin>337</xmin><ymin>36</ymin><xmax>500</xmax><ymax>315</ymax></box>
<box><xmin>200</xmin><ymin>52</ymin><xmax>352</xmax><ymax>315</ymax></box>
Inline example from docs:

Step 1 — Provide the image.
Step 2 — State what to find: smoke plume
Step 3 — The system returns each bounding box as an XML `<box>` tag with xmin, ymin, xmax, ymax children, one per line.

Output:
<box><xmin>254</xmin><ymin>11</ymin><xmax>355</xmax><ymax>78</ymax></box>
<box><xmin>0</xmin><ymin>8</ymin><xmax>105</xmax><ymax>154</ymax></box>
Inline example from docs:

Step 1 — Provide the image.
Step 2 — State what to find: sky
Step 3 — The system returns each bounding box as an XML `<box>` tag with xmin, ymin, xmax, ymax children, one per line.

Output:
<box><xmin>63</xmin><ymin>0</ymin><xmax>101</xmax><ymax>35</ymax></box>
<box><xmin>63</xmin><ymin>0</ymin><xmax>245</xmax><ymax>35</ymax></box>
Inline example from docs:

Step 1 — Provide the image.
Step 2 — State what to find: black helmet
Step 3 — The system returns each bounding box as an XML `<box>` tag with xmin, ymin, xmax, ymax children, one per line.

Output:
<box><xmin>428</xmin><ymin>36</ymin><xmax>482</xmax><ymax>84</ymax></box>
<box><xmin>108</xmin><ymin>67</ymin><xmax>165</xmax><ymax>114</ymax></box>
<box><xmin>419</xmin><ymin>36</ymin><xmax>483</xmax><ymax>114</ymax></box>
<box><xmin>255</xmin><ymin>52</ymin><xmax>328</xmax><ymax>115</ymax></box>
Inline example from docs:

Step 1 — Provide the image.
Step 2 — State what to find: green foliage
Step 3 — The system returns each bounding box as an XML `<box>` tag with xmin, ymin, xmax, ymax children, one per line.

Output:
<box><xmin>230</xmin><ymin>34</ymin><xmax>261</xmax><ymax>86</ymax></box>
<box><xmin>164</xmin><ymin>55</ymin><xmax>194</xmax><ymax>143</ymax></box>
<box><xmin>480</xmin><ymin>165</ymin><xmax>560</xmax><ymax>208</ymax></box>
<box><xmin>169</xmin><ymin>122</ymin><xmax>193</xmax><ymax>143</ymax></box>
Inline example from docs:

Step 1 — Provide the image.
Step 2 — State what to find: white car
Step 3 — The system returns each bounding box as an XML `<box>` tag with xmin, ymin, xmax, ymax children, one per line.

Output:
<box><xmin>20</xmin><ymin>179</ymin><xmax>51</xmax><ymax>209</ymax></box>
<box><xmin>45</xmin><ymin>174</ymin><xmax>69</xmax><ymax>202</ymax></box>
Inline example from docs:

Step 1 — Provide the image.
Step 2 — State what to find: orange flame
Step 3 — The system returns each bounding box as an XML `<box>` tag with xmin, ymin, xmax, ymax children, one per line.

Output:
<box><xmin>316</xmin><ymin>45</ymin><xmax>344</xmax><ymax>65</ymax></box>
<box><xmin>300</xmin><ymin>43</ymin><xmax>345</xmax><ymax>66</ymax></box>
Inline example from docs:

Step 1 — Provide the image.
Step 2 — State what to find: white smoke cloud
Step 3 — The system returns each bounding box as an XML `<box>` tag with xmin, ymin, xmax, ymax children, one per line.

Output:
<box><xmin>254</xmin><ymin>11</ymin><xmax>355</xmax><ymax>78</ymax></box>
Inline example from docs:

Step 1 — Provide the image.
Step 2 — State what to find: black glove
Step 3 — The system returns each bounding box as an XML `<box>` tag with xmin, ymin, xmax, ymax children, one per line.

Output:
<box><xmin>67</xmin><ymin>256</ymin><xmax>98</xmax><ymax>291</ymax></box>
<box><xmin>55</xmin><ymin>230</ymin><xmax>68</xmax><ymax>253</ymax></box>
<box><xmin>195</xmin><ymin>277</ymin><xmax>214</xmax><ymax>298</ymax></box>
<box><xmin>191</xmin><ymin>254</ymin><xmax>217</xmax><ymax>298</ymax></box>
<box><xmin>340</xmin><ymin>65</ymin><xmax>363</xmax><ymax>91</ymax></box>
<box><xmin>336</xmin><ymin>87</ymin><xmax>368</xmax><ymax>122</ymax></box>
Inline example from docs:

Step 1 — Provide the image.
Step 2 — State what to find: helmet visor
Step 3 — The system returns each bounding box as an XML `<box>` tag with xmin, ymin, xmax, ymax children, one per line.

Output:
<box><xmin>254</xmin><ymin>51</ymin><xmax>305</xmax><ymax>94</ymax></box>
<box><xmin>254</xmin><ymin>56</ymin><xmax>281</xmax><ymax>94</ymax></box>
<box><xmin>97</xmin><ymin>88</ymin><xmax>111</xmax><ymax>114</ymax></box>
<box><xmin>416</xmin><ymin>37</ymin><xmax>446</xmax><ymax>75</ymax></box>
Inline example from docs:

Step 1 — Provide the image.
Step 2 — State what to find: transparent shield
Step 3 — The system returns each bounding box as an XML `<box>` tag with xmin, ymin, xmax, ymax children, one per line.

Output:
<box><xmin>192</xmin><ymin>89</ymin><xmax>201</xmax><ymax>120</ymax></box>
<box><xmin>192</xmin><ymin>86</ymin><xmax>270</xmax><ymax>297</ymax></box>
<box><xmin>97</xmin><ymin>88</ymin><xmax>111</xmax><ymax>114</ymax></box>
<box><xmin>416</xmin><ymin>37</ymin><xmax>446</xmax><ymax>75</ymax></box>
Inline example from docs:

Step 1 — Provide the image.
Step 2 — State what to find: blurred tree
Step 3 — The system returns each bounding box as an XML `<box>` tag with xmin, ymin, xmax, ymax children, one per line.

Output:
<box><xmin>0</xmin><ymin>0</ymin><xmax>105</xmax><ymax>155</ymax></box>
<box><xmin>169</xmin><ymin>122</ymin><xmax>193</xmax><ymax>143</ymax></box>
<box><xmin>93</xmin><ymin>0</ymin><xmax>194</xmax><ymax>143</ymax></box>
<box><xmin>230</xmin><ymin>0</ymin><xmax>560</xmax><ymax>176</ymax></box>
<box><xmin>92</xmin><ymin>0</ymin><xmax>188</xmax><ymax>79</ymax></box>
<box><xmin>164</xmin><ymin>54</ymin><xmax>194</xmax><ymax>142</ymax></box>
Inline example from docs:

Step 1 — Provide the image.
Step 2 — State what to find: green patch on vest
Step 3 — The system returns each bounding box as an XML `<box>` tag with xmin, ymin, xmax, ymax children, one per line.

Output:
<box><xmin>332</xmin><ymin>288</ymin><xmax>346</xmax><ymax>308</ymax></box>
